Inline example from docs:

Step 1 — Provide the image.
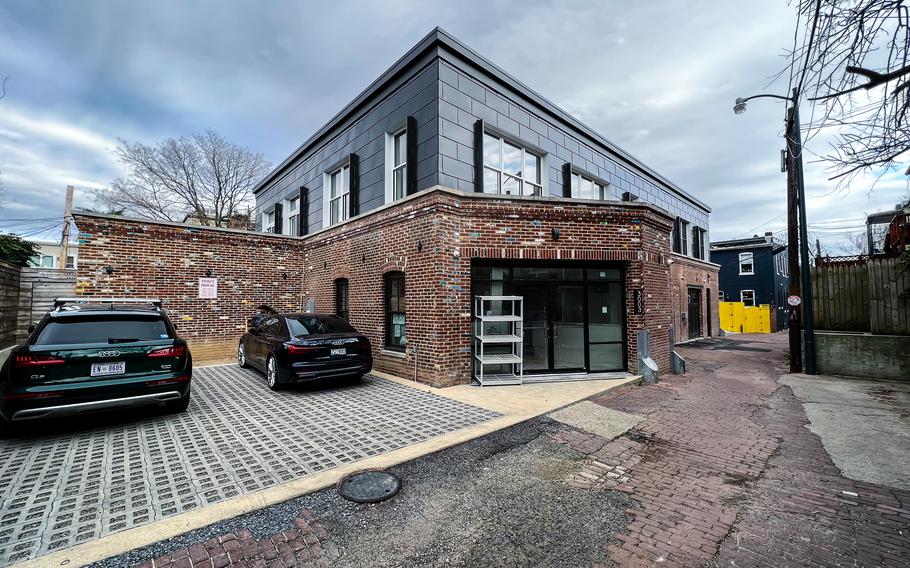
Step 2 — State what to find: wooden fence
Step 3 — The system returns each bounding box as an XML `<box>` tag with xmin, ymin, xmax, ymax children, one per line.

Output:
<box><xmin>16</xmin><ymin>268</ymin><xmax>76</xmax><ymax>342</ymax></box>
<box><xmin>0</xmin><ymin>260</ymin><xmax>21</xmax><ymax>349</ymax></box>
<box><xmin>812</xmin><ymin>256</ymin><xmax>909</xmax><ymax>334</ymax></box>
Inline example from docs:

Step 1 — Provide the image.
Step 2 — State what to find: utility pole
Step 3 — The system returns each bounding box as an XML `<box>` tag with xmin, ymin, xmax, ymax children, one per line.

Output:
<box><xmin>784</xmin><ymin>110</ymin><xmax>803</xmax><ymax>373</ymax></box>
<box><xmin>59</xmin><ymin>185</ymin><xmax>74</xmax><ymax>270</ymax></box>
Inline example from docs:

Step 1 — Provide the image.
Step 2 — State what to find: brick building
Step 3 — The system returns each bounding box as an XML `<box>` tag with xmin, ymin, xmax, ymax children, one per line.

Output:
<box><xmin>74</xmin><ymin>28</ymin><xmax>718</xmax><ymax>386</ymax></box>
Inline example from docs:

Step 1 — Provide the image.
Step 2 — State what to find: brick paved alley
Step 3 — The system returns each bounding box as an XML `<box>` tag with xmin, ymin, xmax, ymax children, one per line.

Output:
<box><xmin>555</xmin><ymin>333</ymin><xmax>910</xmax><ymax>567</ymax></box>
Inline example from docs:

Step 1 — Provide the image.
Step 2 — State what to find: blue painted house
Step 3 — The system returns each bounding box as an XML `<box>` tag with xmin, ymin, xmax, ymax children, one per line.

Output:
<box><xmin>710</xmin><ymin>233</ymin><xmax>790</xmax><ymax>331</ymax></box>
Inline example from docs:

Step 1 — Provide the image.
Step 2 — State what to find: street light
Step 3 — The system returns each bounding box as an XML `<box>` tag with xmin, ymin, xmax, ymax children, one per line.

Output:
<box><xmin>733</xmin><ymin>88</ymin><xmax>817</xmax><ymax>375</ymax></box>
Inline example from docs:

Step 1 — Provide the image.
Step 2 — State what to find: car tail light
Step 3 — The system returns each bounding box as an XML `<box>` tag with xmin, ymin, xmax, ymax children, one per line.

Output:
<box><xmin>149</xmin><ymin>345</ymin><xmax>186</xmax><ymax>358</ymax></box>
<box><xmin>2</xmin><ymin>390</ymin><xmax>63</xmax><ymax>400</ymax></box>
<box><xmin>287</xmin><ymin>344</ymin><xmax>320</xmax><ymax>355</ymax></box>
<box><xmin>13</xmin><ymin>354</ymin><xmax>65</xmax><ymax>368</ymax></box>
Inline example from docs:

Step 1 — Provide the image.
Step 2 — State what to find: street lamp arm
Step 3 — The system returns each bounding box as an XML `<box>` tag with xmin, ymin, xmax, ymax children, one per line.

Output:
<box><xmin>737</xmin><ymin>93</ymin><xmax>794</xmax><ymax>104</ymax></box>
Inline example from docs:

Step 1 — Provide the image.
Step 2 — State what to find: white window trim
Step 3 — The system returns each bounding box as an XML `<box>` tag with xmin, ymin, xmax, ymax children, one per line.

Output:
<box><xmin>284</xmin><ymin>196</ymin><xmax>299</xmax><ymax>236</ymax></box>
<box><xmin>679</xmin><ymin>220</ymin><xmax>689</xmax><ymax>256</ymax></box>
<box><xmin>482</xmin><ymin>131</ymin><xmax>545</xmax><ymax>197</ymax></box>
<box><xmin>322</xmin><ymin>164</ymin><xmax>350</xmax><ymax>228</ymax></box>
<box><xmin>262</xmin><ymin>209</ymin><xmax>275</xmax><ymax>234</ymax></box>
<box><xmin>741</xmin><ymin>289</ymin><xmax>756</xmax><ymax>307</ymax></box>
<box><xmin>570</xmin><ymin>171</ymin><xmax>612</xmax><ymax>201</ymax></box>
<box><xmin>384</xmin><ymin>128</ymin><xmax>407</xmax><ymax>204</ymax></box>
<box><xmin>739</xmin><ymin>252</ymin><xmax>755</xmax><ymax>275</ymax></box>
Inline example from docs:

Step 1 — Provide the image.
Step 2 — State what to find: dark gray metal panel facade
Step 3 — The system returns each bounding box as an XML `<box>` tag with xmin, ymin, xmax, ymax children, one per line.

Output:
<box><xmin>255</xmin><ymin>56</ymin><xmax>440</xmax><ymax>232</ymax></box>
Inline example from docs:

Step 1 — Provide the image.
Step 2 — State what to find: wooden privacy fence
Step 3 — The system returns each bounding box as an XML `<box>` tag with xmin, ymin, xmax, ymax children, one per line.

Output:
<box><xmin>719</xmin><ymin>302</ymin><xmax>771</xmax><ymax>334</ymax></box>
<box><xmin>0</xmin><ymin>260</ymin><xmax>21</xmax><ymax>349</ymax></box>
<box><xmin>812</xmin><ymin>255</ymin><xmax>910</xmax><ymax>334</ymax></box>
<box><xmin>16</xmin><ymin>268</ymin><xmax>76</xmax><ymax>342</ymax></box>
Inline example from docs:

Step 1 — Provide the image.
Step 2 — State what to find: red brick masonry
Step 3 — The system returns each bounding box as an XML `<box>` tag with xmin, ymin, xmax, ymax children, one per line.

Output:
<box><xmin>75</xmin><ymin>187</ymin><xmax>716</xmax><ymax>386</ymax></box>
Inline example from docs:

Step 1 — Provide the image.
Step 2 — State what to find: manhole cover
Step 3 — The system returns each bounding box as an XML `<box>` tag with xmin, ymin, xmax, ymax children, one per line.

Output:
<box><xmin>338</xmin><ymin>471</ymin><xmax>401</xmax><ymax>503</ymax></box>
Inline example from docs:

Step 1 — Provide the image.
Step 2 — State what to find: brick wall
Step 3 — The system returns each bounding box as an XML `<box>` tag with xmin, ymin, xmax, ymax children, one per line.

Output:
<box><xmin>670</xmin><ymin>253</ymin><xmax>721</xmax><ymax>343</ymax></box>
<box><xmin>75</xmin><ymin>187</ymin><xmax>677</xmax><ymax>385</ymax></box>
<box><xmin>74</xmin><ymin>216</ymin><xmax>305</xmax><ymax>362</ymax></box>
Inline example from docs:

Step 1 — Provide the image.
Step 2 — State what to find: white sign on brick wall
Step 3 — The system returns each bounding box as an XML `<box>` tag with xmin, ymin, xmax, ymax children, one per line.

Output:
<box><xmin>198</xmin><ymin>277</ymin><xmax>218</xmax><ymax>299</ymax></box>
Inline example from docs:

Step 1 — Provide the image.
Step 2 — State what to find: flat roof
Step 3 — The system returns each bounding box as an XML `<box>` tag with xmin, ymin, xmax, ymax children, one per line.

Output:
<box><xmin>252</xmin><ymin>27</ymin><xmax>710</xmax><ymax>213</ymax></box>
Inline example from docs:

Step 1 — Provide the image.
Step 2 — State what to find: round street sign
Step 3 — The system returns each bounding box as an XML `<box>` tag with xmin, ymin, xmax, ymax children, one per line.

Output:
<box><xmin>787</xmin><ymin>295</ymin><xmax>801</xmax><ymax>306</ymax></box>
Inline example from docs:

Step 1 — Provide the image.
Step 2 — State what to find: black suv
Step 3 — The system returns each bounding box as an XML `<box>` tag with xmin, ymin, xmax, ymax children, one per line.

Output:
<box><xmin>0</xmin><ymin>297</ymin><xmax>192</xmax><ymax>435</ymax></box>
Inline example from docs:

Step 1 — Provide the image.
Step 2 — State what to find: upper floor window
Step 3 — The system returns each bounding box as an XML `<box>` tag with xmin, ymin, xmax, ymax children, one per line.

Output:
<box><xmin>570</xmin><ymin>172</ymin><xmax>610</xmax><ymax>201</ymax></box>
<box><xmin>739</xmin><ymin>252</ymin><xmax>754</xmax><ymax>275</ymax></box>
<box><xmin>40</xmin><ymin>255</ymin><xmax>55</xmax><ymax>268</ymax></box>
<box><xmin>328</xmin><ymin>164</ymin><xmax>350</xmax><ymax>226</ymax></box>
<box><xmin>482</xmin><ymin>132</ymin><xmax>542</xmax><ymax>196</ymax></box>
<box><xmin>285</xmin><ymin>196</ymin><xmax>299</xmax><ymax>236</ymax></box>
<box><xmin>388</xmin><ymin>129</ymin><xmax>407</xmax><ymax>202</ymax></box>
<box><xmin>335</xmin><ymin>278</ymin><xmax>349</xmax><ymax>321</ymax></box>
<box><xmin>384</xmin><ymin>272</ymin><xmax>406</xmax><ymax>351</ymax></box>
<box><xmin>672</xmin><ymin>219</ymin><xmax>689</xmax><ymax>255</ymax></box>
<box><xmin>262</xmin><ymin>210</ymin><xmax>275</xmax><ymax>233</ymax></box>
<box><xmin>66</xmin><ymin>255</ymin><xmax>76</xmax><ymax>269</ymax></box>
<box><xmin>691</xmin><ymin>226</ymin><xmax>706</xmax><ymax>260</ymax></box>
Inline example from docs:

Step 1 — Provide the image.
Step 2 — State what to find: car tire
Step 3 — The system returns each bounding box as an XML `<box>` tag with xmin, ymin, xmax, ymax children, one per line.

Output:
<box><xmin>237</xmin><ymin>341</ymin><xmax>249</xmax><ymax>368</ymax></box>
<box><xmin>164</xmin><ymin>392</ymin><xmax>191</xmax><ymax>414</ymax></box>
<box><xmin>266</xmin><ymin>355</ymin><xmax>282</xmax><ymax>391</ymax></box>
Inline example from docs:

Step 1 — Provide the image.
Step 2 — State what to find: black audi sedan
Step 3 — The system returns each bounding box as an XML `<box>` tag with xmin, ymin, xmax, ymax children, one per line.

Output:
<box><xmin>238</xmin><ymin>313</ymin><xmax>372</xmax><ymax>390</ymax></box>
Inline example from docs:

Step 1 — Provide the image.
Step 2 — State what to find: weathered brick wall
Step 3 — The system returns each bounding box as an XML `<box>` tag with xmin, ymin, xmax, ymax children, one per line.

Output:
<box><xmin>670</xmin><ymin>253</ymin><xmax>721</xmax><ymax>343</ymax></box>
<box><xmin>74</xmin><ymin>215</ymin><xmax>305</xmax><ymax>362</ymax></box>
<box><xmin>74</xmin><ymin>188</ymin><xmax>678</xmax><ymax>384</ymax></box>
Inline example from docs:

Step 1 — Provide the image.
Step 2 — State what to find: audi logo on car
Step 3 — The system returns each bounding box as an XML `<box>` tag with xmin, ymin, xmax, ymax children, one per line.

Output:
<box><xmin>97</xmin><ymin>350</ymin><xmax>121</xmax><ymax>358</ymax></box>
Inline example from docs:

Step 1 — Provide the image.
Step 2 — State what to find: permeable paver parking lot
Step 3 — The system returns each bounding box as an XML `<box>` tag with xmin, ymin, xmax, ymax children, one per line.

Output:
<box><xmin>0</xmin><ymin>365</ymin><xmax>500</xmax><ymax>566</ymax></box>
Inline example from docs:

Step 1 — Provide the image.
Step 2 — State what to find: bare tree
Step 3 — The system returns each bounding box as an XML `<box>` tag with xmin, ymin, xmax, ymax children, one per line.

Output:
<box><xmin>96</xmin><ymin>130</ymin><xmax>271</xmax><ymax>226</ymax></box>
<box><xmin>781</xmin><ymin>1</ymin><xmax>910</xmax><ymax>182</ymax></box>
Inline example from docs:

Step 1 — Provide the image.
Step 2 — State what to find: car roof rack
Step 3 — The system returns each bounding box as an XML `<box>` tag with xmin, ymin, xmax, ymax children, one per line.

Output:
<box><xmin>53</xmin><ymin>297</ymin><xmax>163</xmax><ymax>311</ymax></box>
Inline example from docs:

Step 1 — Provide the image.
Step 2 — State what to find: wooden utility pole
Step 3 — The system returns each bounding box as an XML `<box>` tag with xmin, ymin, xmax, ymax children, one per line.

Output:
<box><xmin>59</xmin><ymin>185</ymin><xmax>74</xmax><ymax>270</ymax></box>
<box><xmin>785</xmin><ymin>109</ymin><xmax>802</xmax><ymax>373</ymax></box>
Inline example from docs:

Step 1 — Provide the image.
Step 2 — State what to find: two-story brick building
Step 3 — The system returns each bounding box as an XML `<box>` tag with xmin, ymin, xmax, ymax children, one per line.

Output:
<box><xmin>251</xmin><ymin>28</ymin><xmax>718</xmax><ymax>382</ymax></box>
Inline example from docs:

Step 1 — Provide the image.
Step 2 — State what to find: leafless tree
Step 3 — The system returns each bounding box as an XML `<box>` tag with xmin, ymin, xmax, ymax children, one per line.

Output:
<box><xmin>96</xmin><ymin>130</ymin><xmax>271</xmax><ymax>226</ymax></box>
<box><xmin>781</xmin><ymin>1</ymin><xmax>910</xmax><ymax>182</ymax></box>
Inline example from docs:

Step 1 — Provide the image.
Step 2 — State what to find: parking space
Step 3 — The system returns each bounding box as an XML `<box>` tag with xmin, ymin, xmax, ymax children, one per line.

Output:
<box><xmin>0</xmin><ymin>365</ymin><xmax>501</xmax><ymax>566</ymax></box>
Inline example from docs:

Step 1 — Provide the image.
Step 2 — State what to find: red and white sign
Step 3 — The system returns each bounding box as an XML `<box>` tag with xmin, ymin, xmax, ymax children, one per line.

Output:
<box><xmin>787</xmin><ymin>295</ymin><xmax>801</xmax><ymax>307</ymax></box>
<box><xmin>198</xmin><ymin>277</ymin><xmax>218</xmax><ymax>299</ymax></box>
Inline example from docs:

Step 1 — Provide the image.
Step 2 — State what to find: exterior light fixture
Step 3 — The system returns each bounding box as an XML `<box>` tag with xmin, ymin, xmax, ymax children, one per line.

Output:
<box><xmin>103</xmin><ymin>265</ymin><xmax>114</xmax><ymax>275</ymax></box>
<box><xmin>551</xmin><ymin>227</ymin><xmax>560</xmax><ymax>241</ymax></box>
<box><xmin>361</xmin><ymin>254</ymin><xmax>366</xmax><ymax>264</ymax></box>
<box><xmin>733</xmin><ymin>97</ymin><xmax>748</xmax><ymax>114</ymax></box>
<box><xmin>205</xmin><ymin>268</ymin><xmax>213</xmax><ymax>277</ymax></box>
<box><xmin>417</xmin><ymin>241</ymin><xmax>423</xmax><ymax>252</ymax></box>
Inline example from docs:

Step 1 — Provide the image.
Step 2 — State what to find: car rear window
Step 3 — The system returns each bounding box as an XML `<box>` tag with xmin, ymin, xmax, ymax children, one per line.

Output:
<box><xmin>286</xmin><ymin>316</ymin><xmax>355</xmax><ymax>337</ymax></box>
<box><xmin>35</xmin><ymin>316</ymin><xmax>171</xmax><ymax>345</ymax></box>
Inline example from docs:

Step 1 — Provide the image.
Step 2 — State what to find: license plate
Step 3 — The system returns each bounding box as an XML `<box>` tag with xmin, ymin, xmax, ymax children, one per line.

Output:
<box><xmin>330</xmin><ymin>348</ymin><xmax>346</xmax><ymax>356</ymax></box>
<box><xmin>91</xmin><ymin>361</ymin><xmax>126</xmax><ymax>377</ymax></box>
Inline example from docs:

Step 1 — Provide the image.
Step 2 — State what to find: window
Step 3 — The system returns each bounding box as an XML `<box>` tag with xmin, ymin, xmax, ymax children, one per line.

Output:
<box><xmin>262</xmin><ymin>210</ymin><xmax>275</xmax><ymax>233</ymax></box>
<box><xmin>741</xmin><ymin>290</ymin><xmax>756</xmax><ymax>307</ymax></box>
<box><xmin>570</xmin><ymin>172</ymin><xmax>610</xmax><ymax>201</ymax></box>
<box><xmin>327</xmin><ymin>164</ymin><xmax>350</xmax><ymax>226</ymax></box>
<box><xmin>35</xmin><ymin>315</ymin><xmax>170</xmax><ymax>345</ymax></box>
<box><xmin>718</xmin><ymin>290</ymin><xmax>725</xmax><ymax>301</ymax></box>
<box><xmin>691</xmin><ymin>227</ymin><xmax>706</xmax><ymax>260</ymax></box>
<box><xmin>384</xmin><ymin>272</ymin><xmax>406</xmax><ymax>350</ymax></box>
<box><xmin>286</xmin><ymin>315</ymin><xmax>354</xmax><ymax>337</ymax></box>
<box><xmin>482</xmin><ymin>132</ymin><xmax>542</xmax><ymax>196</ymax></box>
<box><xmin>40</xmin><ymin>255</ymin><xmax>55</xmax><ymax>268</ymax></box>
<box><xmin>335</xmin><ymin>278</ymin><xmax>350</xmax><ymax>321</ymax></box>
<box><xmin>66</xmin><ymin>255</ymin><xmax>76</xmax><ymax>269</ymax></box>
<box><xmin>285</xmin><ymin>196</ymin><xmax>299</xmax><ymax>236</ymax></box>
<box><xmin>387</xmin><ymin>129</ymin><xmax>407</xmax><ymax>202</ymax></box>
<box><xmin>739</xmin><ymin>252</ymin><xmax>754</xmax><ymax>275</ymax></box>
<box><xmin>679</xmin><ymin>220</ymin><xmax>689</xmax><ymax>256</ymax></box>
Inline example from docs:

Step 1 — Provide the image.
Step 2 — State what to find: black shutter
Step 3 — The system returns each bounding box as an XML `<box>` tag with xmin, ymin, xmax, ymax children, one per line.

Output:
<box><xmin>348</xmin><ymin>153</ymin><xmax>360</xmax><ymax>218</ymax></box>
<box><xmin>672</xmin><ymin>218</ymin><xmax>681</xmax><ymax>253</ymax></box>
<box><xmin>473</xmin><ymin>120</ymin><xmax>484</xmax><ymax>192</ymax></box>
<box><xmin>273</xmin><ymin>202</ymin><xmax>283</xmax><ymax>234</ymax></box>
<box><xmin>406</xmin><ymin>116</ymin><xmax>418</xmax><ymax>195</ymax></box>
<box><xmin>561</xmin><ymin>162</ymin><xmax>572</xmax><ymax>198</ymax></box>
<box><xmin>298</xmin><ymin>187</ymin><xmax>308</xmax><ymax>236</ymax></box>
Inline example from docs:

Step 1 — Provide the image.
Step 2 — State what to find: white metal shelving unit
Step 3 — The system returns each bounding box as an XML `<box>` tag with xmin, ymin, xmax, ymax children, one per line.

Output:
<box><xmin>473</xmin><ymin>295</ymin><xmax>523</xmax><ymax>386</ymax></box>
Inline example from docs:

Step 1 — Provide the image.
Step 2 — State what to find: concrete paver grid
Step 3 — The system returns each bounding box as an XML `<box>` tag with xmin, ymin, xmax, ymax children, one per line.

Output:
<box><xmin>0</xmin><ymin>365</ymin><xmax>500</xmax><ymax>566</ymax></box>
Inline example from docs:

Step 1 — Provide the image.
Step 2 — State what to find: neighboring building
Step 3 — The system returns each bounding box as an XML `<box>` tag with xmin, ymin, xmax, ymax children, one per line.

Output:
<box><xmin>866</xmin><ymin>203</ymin><xmax>910</xmax><ymax>256</ymax></box>
<box><xmin>711</xmin><ymin>232</ymin><xmax>789</xmax><ymax>331</ymax></box>
<box><xmin>183</xmin><ymin>211</ymin><xmax>255</xmax><ymax>231</ymax></box>
<box><xmin>27</xmin><ymin>240</ymin><xmax>78</xmax><ymax>269</ymax></box>
<box><xmin>249</xmin><ymin>27</ymin><xmax>717</xmax><ymax>383</ymax></box>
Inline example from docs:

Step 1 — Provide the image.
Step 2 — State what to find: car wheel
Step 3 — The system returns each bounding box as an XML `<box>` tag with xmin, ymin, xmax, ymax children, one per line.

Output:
<box><xmin>266</xmin><ymin>355</ymin><xmax>282</xmax><ymax>391</ymax></box>
<box><xmin>164</xmin><ymin>392</ymin><xmax>191</xmax><ymax>414</ymax></box>
<box><xmin>237</xmin><ymin>341</ymin><xmax>249</xmax><ymax>368</ymax></box>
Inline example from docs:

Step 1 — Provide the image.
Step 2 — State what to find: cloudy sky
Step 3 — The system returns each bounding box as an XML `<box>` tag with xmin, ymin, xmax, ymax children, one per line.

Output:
<box><xmin>0</xmin><ymin>0</ymin><xmax>906</xmax><ymax>252</ymax></box>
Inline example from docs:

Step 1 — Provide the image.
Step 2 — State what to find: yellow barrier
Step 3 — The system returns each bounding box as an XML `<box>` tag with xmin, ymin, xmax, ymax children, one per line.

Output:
<box><xmin>719</xmin><ymin>302</ymin><xmax>771</xmax><ymax>334</ymax></box>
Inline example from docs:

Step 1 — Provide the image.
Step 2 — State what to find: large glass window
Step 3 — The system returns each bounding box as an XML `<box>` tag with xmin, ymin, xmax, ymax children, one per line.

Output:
<box><xmin>586</xmin><ymin>269</ymin><xmax>624</xmax><ymax>371</ymax></box>
<box><xmin>384</xmin><ymin>272</ymin><xmax>406</xmax><ymax>350</ymax></box>
<box><xmin>335</xmin><ymin>278</ymin><xmax>350</xmax><ymax>321</ymax></box>
<box><xmin>482</xmin><ymin>132</ymin><xmax>542</xmax><ymax>196</ymax></box>
<box><xmin>328</xmin><ymin>164</ymin><xmax>350</xmax><ymax>226</ymax></box>
<box><xmin>36</xmin><ymin>316</ymin><xmax>170</xmax><ymax>345</ymax></box>
<box><xmin>570</xmin><ymin>172</ymin><xmax>610</xmax><ymax>201</ymax></box>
